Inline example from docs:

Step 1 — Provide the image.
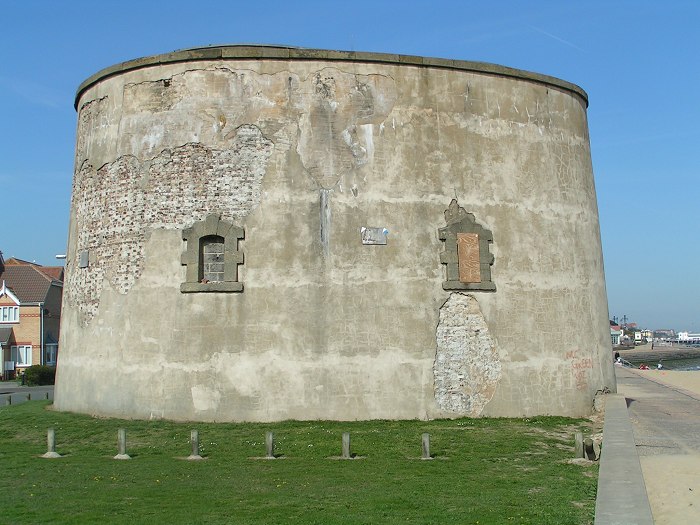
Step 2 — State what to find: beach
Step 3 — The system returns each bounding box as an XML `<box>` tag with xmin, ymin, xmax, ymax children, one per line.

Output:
<box><xmin>631</xmin><ymin>368</ymin><xmax>700</xmax><ymax>398</ymax></box>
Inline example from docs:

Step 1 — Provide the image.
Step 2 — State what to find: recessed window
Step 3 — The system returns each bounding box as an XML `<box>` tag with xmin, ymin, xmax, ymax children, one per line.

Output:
<box><xmin>0</xmin><ymin>306</ymin><xmax>19</xmax><ymax>323</ymax></box>
<box><xmin>181</xmin><ymin>214</ymin><xmax>244</xmax><ymax>293</ymax></box>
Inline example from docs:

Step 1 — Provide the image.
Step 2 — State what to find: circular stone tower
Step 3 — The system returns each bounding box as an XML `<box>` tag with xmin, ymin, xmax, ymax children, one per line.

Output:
<box><xmin>55</xmin><ymin>45</ymin><xmax>615</xmax><ymax>421</ymax></box>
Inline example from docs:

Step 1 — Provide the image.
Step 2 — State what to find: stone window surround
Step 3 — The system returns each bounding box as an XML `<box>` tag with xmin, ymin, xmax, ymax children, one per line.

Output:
<box><xmin>438</xmin><ymin>199</ymin><xmax>496</xmax><ymax>292</ymax></box>
<box><xmin>181</xmin><ymin>214</ymin><xmax>244</xmax><ymax>293</ymax></box>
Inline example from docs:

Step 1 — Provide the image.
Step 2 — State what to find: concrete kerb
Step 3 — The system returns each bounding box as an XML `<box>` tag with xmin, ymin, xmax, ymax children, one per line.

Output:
<box><xmin>594</xmin><ymin>393</ymin><xmax>653</xmax><ymax>525</ymax></box>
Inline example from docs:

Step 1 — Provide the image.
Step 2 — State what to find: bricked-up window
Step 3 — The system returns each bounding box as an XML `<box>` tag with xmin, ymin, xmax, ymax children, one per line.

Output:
<box><xmin>200</xmin><ymin>236</ymin><xmax>225</xmax><ymax>282</ymax></box>
<box><xmin>181</xmin><ymin>214</ymin><xmax>244</xmax><ymax>293</ymax></box>
<box><xmin>438</xmin><ymin>199</ymin><xmax>495</xmax><ymax>291</ymax></box>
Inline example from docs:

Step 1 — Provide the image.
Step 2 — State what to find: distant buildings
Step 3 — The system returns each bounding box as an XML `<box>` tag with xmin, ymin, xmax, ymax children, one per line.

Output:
<box><xmin>609</xmin><ymin>319</ymin><xmax>698</xmax><ymax>347</ymax></box>
<box><xmin>677</xmin><ymin>332</ymin><xmax>700</xmax><ymax>344</ymax></box>
<box><xmin>654</xmin><ymin>329</ymin><xmax>676</xmax><ymax>340</ymax></box>
<box><xmin>0</xmin><ymin>253</ymin><xmax>63</xmax><ymax>378</ymax></box>
<box><xmin>610</xmin><ymin>321</ymin><xmax>654</xmax><ymax>347</ymax></box>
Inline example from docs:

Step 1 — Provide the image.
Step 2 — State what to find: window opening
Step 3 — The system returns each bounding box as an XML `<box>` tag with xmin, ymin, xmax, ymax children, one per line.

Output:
<box><xmin>200</xmin><ymin>236</ymin><xmax>225</xmax><ymax>283</ymax></box>
<box><xmin>0</xmin><ymin>306</ymin><xmax>19</xmax><ymax>323</ymax></box>
<box><xmin>45</xmin><ymin>344</ymin><xmax>58</xmax><ymax>366</ymax></box>
<box><xmin>11</xmin><ymin>345</ymin><xmax>32</xmax><ymax>366</ymax></box>
<box><xmin>181</xmin><ymin>214</ymin><xmax>244</xmax><ymax>293</ymax></box>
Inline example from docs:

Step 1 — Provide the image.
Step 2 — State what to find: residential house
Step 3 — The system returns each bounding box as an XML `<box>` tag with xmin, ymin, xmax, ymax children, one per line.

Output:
<box><xmin>610</xmin><ymin>323</ymin><xmax>623</xmax><ymax>346</ymax></box>
<box><xmin>0</xmin><ymin>253</ymin><xmax>63</xmax><ymax>378</ymax></box>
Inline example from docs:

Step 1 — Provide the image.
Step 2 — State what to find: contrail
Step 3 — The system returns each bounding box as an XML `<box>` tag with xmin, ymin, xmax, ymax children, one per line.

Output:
<box><xmin>529</xmin><ymin>25</ymin><xmax>586</xmax><ymax>52</ymax></box>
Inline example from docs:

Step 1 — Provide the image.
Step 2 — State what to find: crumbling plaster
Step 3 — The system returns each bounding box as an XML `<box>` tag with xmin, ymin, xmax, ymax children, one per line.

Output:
<box><xmin>434</xmin><ymin>293</ymin><xmax>501</xmax><ymax>416</ymax></box>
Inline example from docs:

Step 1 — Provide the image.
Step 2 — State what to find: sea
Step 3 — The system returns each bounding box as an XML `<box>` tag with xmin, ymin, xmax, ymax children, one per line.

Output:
<box><xmin>627</xmin><ymin>356</ymin><xmax>700</xmax><ymax>371</ymax></box>
<box><xmin>620</xmin><ymin>342</ymin><xmax>700</xmax><ymax>371</ymax></box>
<box><xmin>657</xmin><ymin>357</ymin><xmax>700</xmax><ymax>371</ymax></box>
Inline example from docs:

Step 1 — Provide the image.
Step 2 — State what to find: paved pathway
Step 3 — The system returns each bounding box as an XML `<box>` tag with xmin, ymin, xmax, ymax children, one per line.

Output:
<box><xmin>0</xmin><ymin>385</ymin><xmax>54</xmax><ymax>406</ymax></box>
<box><xmin>615</xmin><ymin>367</ymin><xmax>700</xmax><ymax>524</ymax></box>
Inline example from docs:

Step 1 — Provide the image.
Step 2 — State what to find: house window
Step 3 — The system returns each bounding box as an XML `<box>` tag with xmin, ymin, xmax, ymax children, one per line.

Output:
<box><xmin>200</xmin><ymin>236</ymin><xmax>225</xmax><ymax>282</ymax></box>
<box><xmin>45</xmin><ymin>344</ymin><xmax>58</xmax><ymax>366</ymax></box>
<box><xmin>11</xmin><ymin>345</ymin><xmax>32</xmax><ymax>366</ymax></box>
<box><xmin>0</xmin><ymin>306</ymin><xmax>19</xmax><ymax>323</ymax></box>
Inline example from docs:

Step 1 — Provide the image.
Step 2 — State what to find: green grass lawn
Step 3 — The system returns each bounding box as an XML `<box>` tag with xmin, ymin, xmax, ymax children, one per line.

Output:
<box><xmin>0</xmin><ymin>401</ymin><xmax>597</xmax><ymax>524</ymax></box>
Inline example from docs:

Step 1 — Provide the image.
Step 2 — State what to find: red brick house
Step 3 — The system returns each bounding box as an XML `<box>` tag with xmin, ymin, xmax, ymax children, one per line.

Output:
<box><xmin>0</xmin><ymin>254</ymin><xmax>63</xmax><ymax>378</ymax></box>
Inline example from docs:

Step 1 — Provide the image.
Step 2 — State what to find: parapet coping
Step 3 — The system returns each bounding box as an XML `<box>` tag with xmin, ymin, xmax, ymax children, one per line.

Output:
<box><xmin>75</xmin><ymin>44</ymin><xmax>588</xmax><ymax>110</ymax></box>
<box><xmin>594</xmin><ymin>394</ymin><xmax>654</xmax><ymax>525</ymax></box>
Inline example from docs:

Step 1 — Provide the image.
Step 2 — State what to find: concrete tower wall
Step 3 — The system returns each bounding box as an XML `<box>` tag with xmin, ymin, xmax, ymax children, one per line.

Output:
<box><xmin>55</xmin><ymin>46</ymin><xmax>615</xmax><ymax>421</ymax></box>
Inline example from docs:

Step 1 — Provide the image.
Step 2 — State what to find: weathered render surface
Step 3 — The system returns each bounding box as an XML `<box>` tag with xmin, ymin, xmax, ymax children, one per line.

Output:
<box><xmin>55</xmin><ymin>46</ymin><xmax>615</xmax><ymax>421</ymax></box>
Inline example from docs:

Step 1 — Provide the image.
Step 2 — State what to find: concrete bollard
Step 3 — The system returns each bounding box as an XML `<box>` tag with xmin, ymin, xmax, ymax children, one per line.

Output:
<box><xmin>6</xmin><ymin>395</ymin><xmax>11</xmax><ymax>406</ymax></box>
<box><xmin>187</xmin><ymin>429</ymin><xmax>203</xmax><ymax>460</ymax></box>
<box><xmin>42</xmin><ymin>428</ymin><xmax>62</xmax><ymax>458</ymax></box>
<box><xmin>27</xmin><ymin>393</ymin><xmax>31</xmax><ymax>401</ymax></box>
<box><xmin>342</xmin><ymin>432</ymin><xmax>351</xmax><ymax>459</ymax></box>
<box><xmin>114</xmin><ymin>428</ymin><xmax>131</xmax><ymax>460</ymax></box>
<box><xmin>421</xmin><ymin>433</ymin><xmax>432</xmax><ymax>460</ymax></box>
<box><xmin>584</xmin><ymin>437</ymin><xmax>596</xmax><ymax>460</ymax></box>
<box><xmin>45</xmin><ymin>392</ymin><xmax>50</xmax><ymax>400</ymax></box>
<box><xmin>574</xmin><ymin>432</ymin><xmax>584</xmax><ymax>458</ymax></box>
<box><xmin>266</xmin><ymin>431</ymin><xmax>275</xmax><ymax>459</ymax></box>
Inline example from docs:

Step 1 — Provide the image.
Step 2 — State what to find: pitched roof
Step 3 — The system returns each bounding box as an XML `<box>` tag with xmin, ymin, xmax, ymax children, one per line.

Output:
<box><xmin>0</xmin><ymin>326</ymin><xmax>12</xmax><ymax>345</ymax></box>
<box><xmin>0</xmin><ymin>265</ymin><xmax>62</xmax><ymax>303</ymax></box>
<box><xmin>4</xmin><ymin>257</ymin><xmax>35</xmax><ymax>265</ymax></box>
<box><xmin>3</xmin><ymin>258</ymin><xmax>64</xmax><ymax>281</ymax></box>
<box><xmin>37</xmin><ymin>266</ymin><xmax>64</xmax><ymax>280</ymax></box>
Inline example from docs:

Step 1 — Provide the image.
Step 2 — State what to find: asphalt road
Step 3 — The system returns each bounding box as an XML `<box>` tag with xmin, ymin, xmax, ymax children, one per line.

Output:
<box><xmin>0</xmin><ymin>384</ymin><xmax>54</xmax><ymax>405</ymax></box>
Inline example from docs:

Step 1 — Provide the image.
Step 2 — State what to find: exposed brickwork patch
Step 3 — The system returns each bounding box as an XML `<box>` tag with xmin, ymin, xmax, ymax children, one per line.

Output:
<box><xmin>434</xmin><ymin>293</ymin><xmax>501</xmax><ymax>415</ymax></box>
<box><xmin>66</xmin><ymin>125</ymin><xmax>272</xmax><ymax>325</ymax></box>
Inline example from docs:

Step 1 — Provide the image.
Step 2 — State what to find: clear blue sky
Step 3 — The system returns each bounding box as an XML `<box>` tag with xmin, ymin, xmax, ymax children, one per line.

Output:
<box><xmin>1</xmin><ymin>1</ymin><xmax>697</xmax><ymax>331</ymax></box>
